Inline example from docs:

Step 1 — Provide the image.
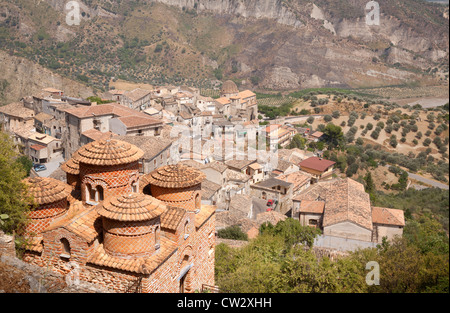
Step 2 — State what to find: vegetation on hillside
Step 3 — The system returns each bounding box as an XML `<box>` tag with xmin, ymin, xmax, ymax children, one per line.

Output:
<box><xmin>0</xmin><ymin>131</ymin><xmax>33</xmax><ymax>235</ymax></box>
<box><xmin>215</xmin><ymin>216</ymin><xmax>449</xmax><ymax>293</ymax></box>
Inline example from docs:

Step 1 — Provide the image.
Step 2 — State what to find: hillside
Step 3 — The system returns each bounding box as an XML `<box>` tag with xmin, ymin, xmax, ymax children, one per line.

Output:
<box><xmin>0</xmin><ymin>0</ymin><xmax>448</xmax><ymax>92</ymax></box>
<box><xmin>0</xmin><ymin>50</ymin><xmax>94</xmax><ymax>105</ymax></box>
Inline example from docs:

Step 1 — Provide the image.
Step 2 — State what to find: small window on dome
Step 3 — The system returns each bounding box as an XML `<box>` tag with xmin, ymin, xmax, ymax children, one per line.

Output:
<box><xmin>60</xmin><ymin>238</ymin><xmax>71</xmax><ymax>259</ymax></box>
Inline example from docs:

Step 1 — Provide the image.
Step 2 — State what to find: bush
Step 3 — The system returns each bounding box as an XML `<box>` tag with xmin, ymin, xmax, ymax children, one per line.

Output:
<box><xmin>218</xmin><ymin>225</ymin><xmax>248</xmax><ymax>241</ymax></box>
<box><xmin>324</xmin><ymin>115</ymin><xmax>332</xmax><ymax>122</ymax></box>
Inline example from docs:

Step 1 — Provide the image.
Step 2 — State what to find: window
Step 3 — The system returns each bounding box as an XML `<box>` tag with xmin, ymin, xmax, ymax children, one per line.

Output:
<box><xmin>131</xmin><ymin>180</ymin><xmax>138</xmax><ymax>193</ymax></box>
<box><xmin>155</xmin><ymin>226</ymin><xmax>161</xmax><ymax>250</ymax></box>
<box><xmin>60</xmin><ymin>238</ymin><xmax>71</xmax><ymax>259</ymax></box>
<box><xmin>184</xmin><ymin>220</ymin><xmax>190</xmax><ymax>239</ymax></box>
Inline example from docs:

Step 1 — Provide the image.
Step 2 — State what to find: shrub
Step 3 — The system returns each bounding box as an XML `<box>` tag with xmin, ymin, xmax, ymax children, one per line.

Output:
<box><xmin>218</xmin><ymin>225</ymin><xmax>248</xmax><ymax>241</ymax></box>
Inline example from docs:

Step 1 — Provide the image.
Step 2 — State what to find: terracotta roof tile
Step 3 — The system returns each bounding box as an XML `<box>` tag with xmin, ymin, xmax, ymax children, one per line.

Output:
<box><xmin>87</xmin><ymin>237</ymin><xmax>178</xmax><ymax>274</ymax></box>
<box><xmin>61</xmin><ymin>150</ymin><xmax>81</xmax><ymax>175</ymax></box>
<box><xmin>97</xmin><ymin>193</ymin><xmax>166</xmax><ymax>222</ymax></box>
<box><xmin>299</xmin><ymin>200</ymin><xmax>325</xmax><ymax>214</ymax></box>
<box><xmin>195</xmin><ymin>205</ymin><xmax>216</xmax><ymax>229</ymax></box>
<box><xmin>160</xmin><ymin>206</ymin><xmax>185</xmax><ymax>230</ymax></box>
<box><xmin>299</xmin><ymin>157</ymin><xmax>336</xmax><ymax>172</ymax></box>
<box><xmin>23</xmin><ymin>177</ymin><xmax>70</xmax><ymax>205</ymax></box>
<box><xmin>143</xmin><ymin>164</ymin><xmax>206</xmax><ymax>189</ymax></box>
<box><xmin>76</xmin><ymin>139</ymin><xmax>144</xmax><ymax>166</ymax></box>
<box><xmin>372</xmin><ymin>207</ymin><xmax>405</xmax><ymax>226</ymax></box>
<box><xmin>322</xmin><ymin>179</ymin><xmax>373</xmax><ymax>231</ymax></box>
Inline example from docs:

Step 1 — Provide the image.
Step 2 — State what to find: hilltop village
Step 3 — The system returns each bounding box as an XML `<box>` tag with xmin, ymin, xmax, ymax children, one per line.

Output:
<box><xmin>0</xmin><ymin>81</ymin><xmax>406</xmax><ymax>293</ymax></box>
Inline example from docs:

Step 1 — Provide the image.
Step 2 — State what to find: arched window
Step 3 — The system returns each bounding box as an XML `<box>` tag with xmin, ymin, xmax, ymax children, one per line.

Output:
<box><xmin>60</xmin><ymin>238</ymin><xmax>71</xmax><ymax>259</ymax></box>
<box><xmin>131</xmin><ymin>180</ymin><xmax>138</xmax><ymax>193</ymax></box>
<box><xmin>96</xmin><ymin>185</ymin><xmax>104</xmax><ymax>201</ymax></box>
<box><xmin>184</xmin><ymin>220</ymin><xmax>190</xmax><ymax>239</ymax></box>
<box><xmin>155</xmin><ymin>226</ymin><xmax>161</xmax><ymax>250</ymax></box>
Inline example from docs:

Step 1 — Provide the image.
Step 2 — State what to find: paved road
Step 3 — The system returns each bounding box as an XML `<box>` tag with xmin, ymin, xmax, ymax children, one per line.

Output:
<box><xmin>384</xmin><ymin>165</ymin><xmax>449</xmax><ymax>190</ymax></box>
<box><xmin>251</xmin><ymin>198</ymin><xmax>269</xmax><ymax>220</ymax></box>
<box><xmin>407</xmin><ymin>172</ymin><xmax>449</xmax><ymax>190</ymax></box>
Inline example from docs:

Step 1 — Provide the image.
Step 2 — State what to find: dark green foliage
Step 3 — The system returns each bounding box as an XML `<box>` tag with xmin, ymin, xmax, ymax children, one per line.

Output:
<box><xmin>218</xmin><ymin>225</ymin><xmax>248</xmax><ymax>241</ymax></box>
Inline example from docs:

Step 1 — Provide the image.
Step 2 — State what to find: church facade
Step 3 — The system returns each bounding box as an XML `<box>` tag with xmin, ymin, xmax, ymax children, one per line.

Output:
<box><xmin>21</xmin><ymin>139</ymin><xmax>216</xmax><ymax>293</ymax></box>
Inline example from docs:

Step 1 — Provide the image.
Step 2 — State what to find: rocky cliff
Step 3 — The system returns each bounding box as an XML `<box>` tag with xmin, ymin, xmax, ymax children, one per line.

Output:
<box><xmin>1</xmin><ymin>0</ymin><xmax>448</xmax><ymax>90</ymax></box>
<box><xmin>0</xmin><ymin>50</ymin><xmax>94</xmax><ymax>105</ymax></box>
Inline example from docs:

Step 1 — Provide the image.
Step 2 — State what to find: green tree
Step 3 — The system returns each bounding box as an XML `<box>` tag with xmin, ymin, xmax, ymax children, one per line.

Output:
<box><xmin>0</xmin><ymin>131</ymin><xmax>33</xmax><ymax>234</ymax></box>
<box><xmin>323</xmin><ymin>123</ymin><xmax>344</xmax><ymax>149</ymax></box>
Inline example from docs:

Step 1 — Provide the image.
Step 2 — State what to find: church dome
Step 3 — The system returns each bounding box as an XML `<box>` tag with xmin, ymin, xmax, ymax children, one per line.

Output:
<box><xmin>221</xmin><ymin>80</ymin><xmax>239</xmax><ymax>95</ymax></box>
<box><xmin>23</xmin><ymin>177</ymin><xmax>70</xmax><ymax>205</ymax></box>
<box><xmin>61</xmin><ymin>150</ymin><xmax>81</xmax><ymax>175</ymax></box>
<box><xmin>97</xmin><ymin>193</ymin><xmax>166</xmax><ymax>222</ymax></box>
<box><xmin>76</xmin><ymin>139</ymin><xmax>144</xmax><ymax>166</ymax></box>
<box><xmin>143</xmin><ymin>164</ymin><xmax>206</xmax><ymax>189</ymax></box>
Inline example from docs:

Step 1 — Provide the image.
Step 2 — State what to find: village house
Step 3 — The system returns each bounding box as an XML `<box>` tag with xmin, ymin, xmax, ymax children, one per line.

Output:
<box><xmin>115</xmin><ymin>135</ymin><xmax>179</xmax><ymax>174</ymax></box>
<box><xmin>299</xmin><ymin>156</ymin><xmax>336</xmax><ymax>182</ymax></box>
<box><xmin>276</xmin><ymin>170</ymin><xmax>312</xmax><ymax>196</ymax></box>
<box><xmin>264</xmin><ymin>124</ymin><xmax>297</xmax><ymax>148</ymax></box>
<box><xmin>251</xmin><ymin>177</ymin><xmax>294</xmax><ymax>215</ymax></box>
<box><xmin>0</xmin><ymin>102</ymin><xmax>35</xmax><ymax>133</ymax></box>
<box><xmin>215</xmin><ymin>80</ymin><xmax>258</xmax><ymax>121</ymax></box>
<box><xmin>22</xmin><ymin>139</ymin><xmax>216</xmax><ymax>293</ymax></box>
<box><xmin>121</xmin><ymin>88</ymin><xmax>152</xmax><ymax>111</ymax></box>
<box><xmin>293</xmin><ymin>178</ymin><xmax>405</xmax><ymax>251</ymax></box>
<box><xmin>63</xmin><ymin>102</ymin><xmax>163</xmax><ymax>158</ymax></box>
<box><xmin>26</xmin><ymin>133</ymin><xmax>63</xmax><ymax>164</ymax></box>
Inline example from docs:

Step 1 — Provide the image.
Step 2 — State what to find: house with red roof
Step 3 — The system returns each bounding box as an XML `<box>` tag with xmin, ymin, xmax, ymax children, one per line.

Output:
<box><xmin>299</xmin><ymin>156</ymin><xmax>336</xmax><ymax>182</ymax></box>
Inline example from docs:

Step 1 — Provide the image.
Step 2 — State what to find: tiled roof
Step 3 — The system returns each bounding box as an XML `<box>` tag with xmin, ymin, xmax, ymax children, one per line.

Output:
<box><xmin>0</xmin><ymin>102</ymin><xmax>35</xmax><ymax>119</ymax></box>
<box><xmin>238</xmin><ymin>90</ymin><xmax>256</xmax><ymax>99</ymax></box>
<box><xmin>30</xmin><ymin>144</ymin><xmax>46</xmax><ymax>151</ymax></box>
<box><xmin>299</xmin><ymin>200</ymin><xmax>325</xmax><ymax>214</ymax></box>
<box><xmin>143</xmin><ymin>164</ymin><xmax>206</xmax><ymax>189</ymax></box>
<box><xmin>76</xmin><ymin>139</ymin><xmax>144</xmax><ymax>166</ymax></box>
<box><xmin>299</xmin><ymin>157</ymin><xmax>336</xmax><ymax>172</ymax></box>
<box><xmin>322</xmin><ymin>178</ymin><xmax>373</xmax><ymax>231</ymax></box>
<box><xmin>195</xmin><ymin>205</ymin><xmax>216</xmax><ymax>229</ymax></box>
<box><xmin>372</xmin><ymin>207</ymin><xmax>405</xmax><ymax>226</ymax></box>
<box><xmin>81</xmin><ymin>129</ymin><xmax>116</xmax><ymax>141</ymax></box>
<box><xmin>221</xmin><ymin>80</ymin><xmax>239</xmax><ymax>94</ymax></box>
<box><xmin>115</xmin><ymin>135</ymin><xmax>173</xmax><ymax>160</ymax></box>
<box><xmin>61</xmin><ymin>150</ymin><xmax>81</xmax><ymax>175</ymax></box>
<box><xmin>87</xmin><ymin>236</ymin><xmax>178</xmax><ymax>274</ymax></box>
<box><xmin>277</xmin><ymin>171</ymin><xmax>311</xmax><ymax>190</ymax></box>
<box><xmin>97</xmin><ymin>193</ymin><xmax>166</xmax><ymax>222</ymax></box>
<box><xmin>225</xmin><ymin>159</ymin><xmax>256</xmax><ymax>170</ymax></box>
<box><xmin>45</xmin><ymin>203</ymin><xmax>101</xmax><ymax>242</ymax></box>
<box><xmin>117</xmin><ymin>115</ymin><xmax>162</xmax><ymax>128</ymax></box>
<box><xmin>23</xmin><ymin>177</ymin><xmax>70</xmax><ymax>205</ymax></box>
<box><xmin>160</xmin><ymin>206</ymin><xmax>185</xmax><ymax>230</ymax></box>
<box><xmin>124</xmin><ymin>88</ymin><xmax>151</xmax><ymax>102</ymax></box>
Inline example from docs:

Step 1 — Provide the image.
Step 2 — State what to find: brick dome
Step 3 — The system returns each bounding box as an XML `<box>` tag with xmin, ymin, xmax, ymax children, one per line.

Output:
<box><xmin>144</xmin><ymin>164</ymin><xmax>206</xmax><ymax>189</ymax></box>
<box><xmin>97</xmin><ymin>193</ymin><xmax>165</xmax><ymax>259</ymax></box>
<box><xmin>23</xmin><ymin>177</ymin><xmax>70</xmax><ymax>205</ymax></box>
<box><xmin>76</xmin><ymin>139</ymin><xmax>144</xmax><ymax>166</ymax></box>
<box><xmin>61</xmin><ymin>150</ymin><xmax>80</xmax><ymax>175</ymax></box>
<box><xmin>97</xmin><ymin>193</ymin><xmax>166</xmax><ymax>222</ymax></box>
<box><xmin>221</xmin><ymin>80</ymin><xmax>239</xmax><ymax>95</ymax></box>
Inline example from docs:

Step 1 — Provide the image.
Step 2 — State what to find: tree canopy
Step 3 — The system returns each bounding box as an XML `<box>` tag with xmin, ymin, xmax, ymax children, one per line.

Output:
<box><xmin>0</xmin><ymin>131</ymin><xmax>33</xmax><ymax>234</ymax></box>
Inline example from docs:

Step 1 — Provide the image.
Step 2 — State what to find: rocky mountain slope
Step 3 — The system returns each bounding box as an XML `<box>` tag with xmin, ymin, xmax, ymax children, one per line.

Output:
<box><xmin>0</xmin><ymin>50</ymin><xmax>94</xmax><ymax>105</ymax></box>
<box><xmin>0</xmin><ymin>0</ymin><xmax>448</xmax><ymax>91</ymax></box>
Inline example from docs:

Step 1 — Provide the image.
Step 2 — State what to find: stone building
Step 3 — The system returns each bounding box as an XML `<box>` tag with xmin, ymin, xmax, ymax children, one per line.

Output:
<box><xmin>21</xmin><ymin>139</ymin><xmax>216</xmax><ymax>293</ymax></box>
<box><xmin>215</xmin><ymin>80</ymin><xmax>258</xmax><ymax>121</ymax></box>
<box><xmin>293</xmin><ymin>178</ymin><xmax>405</xmax><ymax>250</ymax></box>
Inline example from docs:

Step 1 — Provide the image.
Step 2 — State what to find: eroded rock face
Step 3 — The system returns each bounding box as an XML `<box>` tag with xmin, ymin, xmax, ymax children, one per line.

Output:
<box><xmin>0</xmin><ymin>50</ymin><xmax>94</xmax><ymax>105</ymax></box>
<box><xmin>152</xmin><ymin>0</ymin><xmax>303</xmax><ymax>27</ymax></box>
